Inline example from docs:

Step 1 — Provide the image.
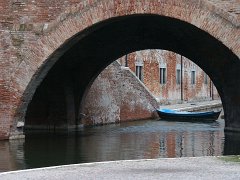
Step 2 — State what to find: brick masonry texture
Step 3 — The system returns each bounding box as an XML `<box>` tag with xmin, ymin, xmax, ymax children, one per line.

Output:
<box><xmin>83</xmin><ymin>49</ymin><xmax>219</xmax><ymax>126</ymax></box>
<box><xmin>119</xmin><ymin>50</ymin><xmax>219</xmax><ymax>104</ymax></box>
<box><xmin>0</xmin><ymin>0</ymin><xmax>239</xmax><ymax>139</ymax></box>
<box><xmin>82</xmin><ymin>61</ymin><xmax>159</xmax><ymax>125</ymax></box>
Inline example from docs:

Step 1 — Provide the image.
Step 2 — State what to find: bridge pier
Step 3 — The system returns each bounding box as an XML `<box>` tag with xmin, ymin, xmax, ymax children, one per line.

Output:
<box><xmin>0</xmin><ymin>85</ymin><xmax>17</xmax><ymax>140</ymax></box>
<box><xmin>64</xmin><ymin>84</ymin><xmax>77</xmax><ymax>130</ymax></box>
<box><xmin>0</xmin><ymin>104</ymin><xmax>25</xmax><ymax>140</ymax></box>
<box><xmin>224</xmin><ymin>103</ymin><xmax>240</xmax><ymax>133</ymax></box>
<box><xmin>0</xmin><ymin>113</ymin><xmax>11</xmax><ymax>140</ymax></box>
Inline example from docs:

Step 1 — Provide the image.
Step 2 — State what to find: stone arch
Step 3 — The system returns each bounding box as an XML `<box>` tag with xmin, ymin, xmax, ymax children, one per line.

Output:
<box><xmin>4</xmin><ymin>0</ymin><xmax>239</xmax><ymax>139</ymax></box>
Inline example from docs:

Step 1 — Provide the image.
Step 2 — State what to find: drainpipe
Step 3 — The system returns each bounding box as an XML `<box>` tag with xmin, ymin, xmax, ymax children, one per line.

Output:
<box><xmin>125</xmin><ymin>54</ymin><xmax>128</xmax><ymax>67</ymax></box>
<box><xmin>210</xmin><ymin>80</ymin><xmax>211</xmax><ymax>98</ymax></box>
<box><xmin>181</xmin><ymin>55</ymin><xmax>183</xmax><ymax>102</ymax></box>
<box><xmin>212</xmin><ymin>80</ymin><xmax>214</xmax><ymax>100</ymax></box>
<box><xmin>210</xmin><ymin>80</ymin><xmax>214</xmax><ymax>100</ymax></box>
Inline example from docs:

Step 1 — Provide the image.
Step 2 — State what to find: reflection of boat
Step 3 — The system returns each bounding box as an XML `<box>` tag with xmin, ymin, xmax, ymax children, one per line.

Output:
<box><xmin>156</xmin><ymin>109</ymin><xmax>221</xmax><ymax>121</ymax></box>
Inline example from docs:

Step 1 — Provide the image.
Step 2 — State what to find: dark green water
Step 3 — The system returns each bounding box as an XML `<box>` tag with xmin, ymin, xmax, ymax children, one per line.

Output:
<box><xmin>1</xmin><ymin>117</ymin><xmax>240</xmax><ymax>172</ymax></box>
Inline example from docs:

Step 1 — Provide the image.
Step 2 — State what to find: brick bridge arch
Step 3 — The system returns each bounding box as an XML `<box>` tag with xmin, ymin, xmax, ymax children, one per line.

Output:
<box><xmin>0</xmin><ymin>0</ymin><xmax>239</xmax><ymax>139</ymax></box>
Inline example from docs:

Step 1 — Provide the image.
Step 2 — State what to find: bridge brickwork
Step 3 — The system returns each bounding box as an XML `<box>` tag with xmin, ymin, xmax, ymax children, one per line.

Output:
<box><xmin>0</xmin><ymin>0</ymin><xmax>239</xmax><ymax>139</ymax></box>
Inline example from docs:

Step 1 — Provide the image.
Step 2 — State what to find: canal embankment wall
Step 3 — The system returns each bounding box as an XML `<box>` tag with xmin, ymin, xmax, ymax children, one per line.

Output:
<box><xmin>161</xmin><ymin>99</ymin><xmax>223</xmax><ymax>118</ymax></box>
<box><xmin>161</xmin><ymin>100</ymin><xmax>222</xmax><ymax>112</ymax></box>
<box><xmin>82</xmin><ymin>61</ymin><xmax>159</xmax><ymax>126</ymax></box>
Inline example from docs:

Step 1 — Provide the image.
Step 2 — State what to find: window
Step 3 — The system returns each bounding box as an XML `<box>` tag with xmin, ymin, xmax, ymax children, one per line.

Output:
<box><xmin>204</xmin><ymin>73</ymin><xmax>208</xmax><ymax>84</ymax></box>
<box><xmin>160</xmin><ymin>68</ymin><xmax>166</xmax><ymax>84</ymax></box>
<box><xmin>176</xmin><ymin>69</ymin><xmax>181</xmax><ymax>84</ymax></box>
<box><xmin>191</xmin><ymin>70</ymin><xmax>195</xmax><ymax>84</ymax></box>
<box><xmin>136</xmin><ymin>65</ymin><xmax>143</xmax><ymax>81</ymax></box>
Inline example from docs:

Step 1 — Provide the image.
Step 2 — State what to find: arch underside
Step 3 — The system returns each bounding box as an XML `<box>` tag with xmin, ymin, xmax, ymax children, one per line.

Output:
<box><xmin>23</xmin><ymin>15</ymin><xmax>240</xmax><ymax>131</ymax></box>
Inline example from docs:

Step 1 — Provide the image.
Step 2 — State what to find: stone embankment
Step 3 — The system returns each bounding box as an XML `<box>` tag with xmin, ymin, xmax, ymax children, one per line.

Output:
<box><xmin>161</xmin><ymin>100</ymin><xmax>222</xmax><ymax>112</ymax></box>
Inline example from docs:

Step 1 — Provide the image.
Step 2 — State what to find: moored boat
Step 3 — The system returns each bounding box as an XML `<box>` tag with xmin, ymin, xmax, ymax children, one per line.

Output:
<box><xmin>156</xmin><ymin>109</ymin><xmax>221</xmax><ymax>122</ymax></box>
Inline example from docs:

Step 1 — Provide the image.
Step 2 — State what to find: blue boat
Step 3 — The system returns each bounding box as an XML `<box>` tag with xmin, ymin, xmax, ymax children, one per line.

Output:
<box><xmin>156</xmin><ymin>109</ymin><xmax>221</xmax><ymax>121</ymax></box>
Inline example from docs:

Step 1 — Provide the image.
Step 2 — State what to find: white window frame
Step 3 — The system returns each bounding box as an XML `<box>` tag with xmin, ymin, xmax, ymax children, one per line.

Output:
<box><xmin>160</xmin><ymin>67</ymin><xmax>166</xmax><ymax>84</ymax></box>
<box><xmin>136</xmin><ymin>65</ymin><xmax>143</xmax><ymax>81</ymax></box>
<box><xmin>204</xmin><ymin>72</ymin><xmax>208</xmax><ymax>84</ymax></box>
<box><xmin>191</xmin><ymin>70</ymin><xmax>196</xmax><ymax>85</ymax></box>
<box><xmin>176</xmin><ymin>68</ymin><xmax>181</xmax><ymax>85</ymax></box>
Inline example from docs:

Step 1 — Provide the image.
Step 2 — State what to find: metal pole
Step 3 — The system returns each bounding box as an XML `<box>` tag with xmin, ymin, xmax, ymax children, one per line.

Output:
<box><xmin>181</xmin><ymin>55</ymin><xmax>183</xmax><ymax>101</ymax></box>
<box><xmin>210</xmin><ymin>80</ymin><xmax>212</xmax><ymax>99</ymax></box>
<box><xmin>212</xmin><ymin>80</ymin><xmax>214</xmax><ymax>100</ymax></box>
<box><xmin>125</xmin><ymin>54</ymin><xmax>128</xmax><ymax>67</ymax></box>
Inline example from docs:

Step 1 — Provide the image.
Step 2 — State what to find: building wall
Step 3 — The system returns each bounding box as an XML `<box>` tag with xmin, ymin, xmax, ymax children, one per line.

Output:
<box><xmin>119</xmin><ymin>50</ymin><xmax>219</xmax><ymax>105</ymax></box>
<box><xmin>83</xmin><ymin>49</ymin><xmax>220</xmax><ymax>126</ymax></box>
<box><xmin>82</xmin><ymin>61</ymin><xmax>159</xmax><ymax>126</ymax></box>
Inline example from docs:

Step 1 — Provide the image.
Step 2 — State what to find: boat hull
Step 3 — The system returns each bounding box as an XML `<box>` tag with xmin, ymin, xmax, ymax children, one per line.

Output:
<box><xmin>156</xmin><ymin>109</ymin><xmax>221</xmax><ymax>122</ymax></box>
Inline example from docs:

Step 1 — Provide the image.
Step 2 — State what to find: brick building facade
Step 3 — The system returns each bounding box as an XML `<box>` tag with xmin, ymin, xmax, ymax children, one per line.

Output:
<box><xmin>119</xmin><ymin>50</ymin><xmax>219</xmax><ymax>104</ymax></box>
<box><xmin>81</xmin><ymin>49</ymin><xmax>220</xmax><ymax>126</ymax></box>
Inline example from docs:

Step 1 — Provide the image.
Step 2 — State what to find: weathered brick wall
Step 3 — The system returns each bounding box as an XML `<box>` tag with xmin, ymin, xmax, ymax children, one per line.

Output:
<box><xmin>124</xmin><ymin>50</ymin><xmax>219</xmax><ymax>104</ymax></box>
<box><xmin>0</xmin><ymin>0</ymin><xmax>238</xmax><ymax>139</ymax></box>
<box><xmin>82</xmin><ymin>61</ymin><xmax>159</xmax><ymax>126</ymax></box>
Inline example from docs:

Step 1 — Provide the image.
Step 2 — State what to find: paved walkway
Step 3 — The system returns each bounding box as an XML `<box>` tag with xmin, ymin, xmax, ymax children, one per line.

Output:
<box><xmin>0</xmin><ymin>156</ymin><xmax>240</xmax><ymax>180</ymax></box>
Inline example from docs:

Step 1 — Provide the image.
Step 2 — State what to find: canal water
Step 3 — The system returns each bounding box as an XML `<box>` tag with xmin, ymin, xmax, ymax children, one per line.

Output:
<box><xmin>1</xmin><ymin>116</ymin><xmax>240</xmax><ymax>172</ymax></box>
